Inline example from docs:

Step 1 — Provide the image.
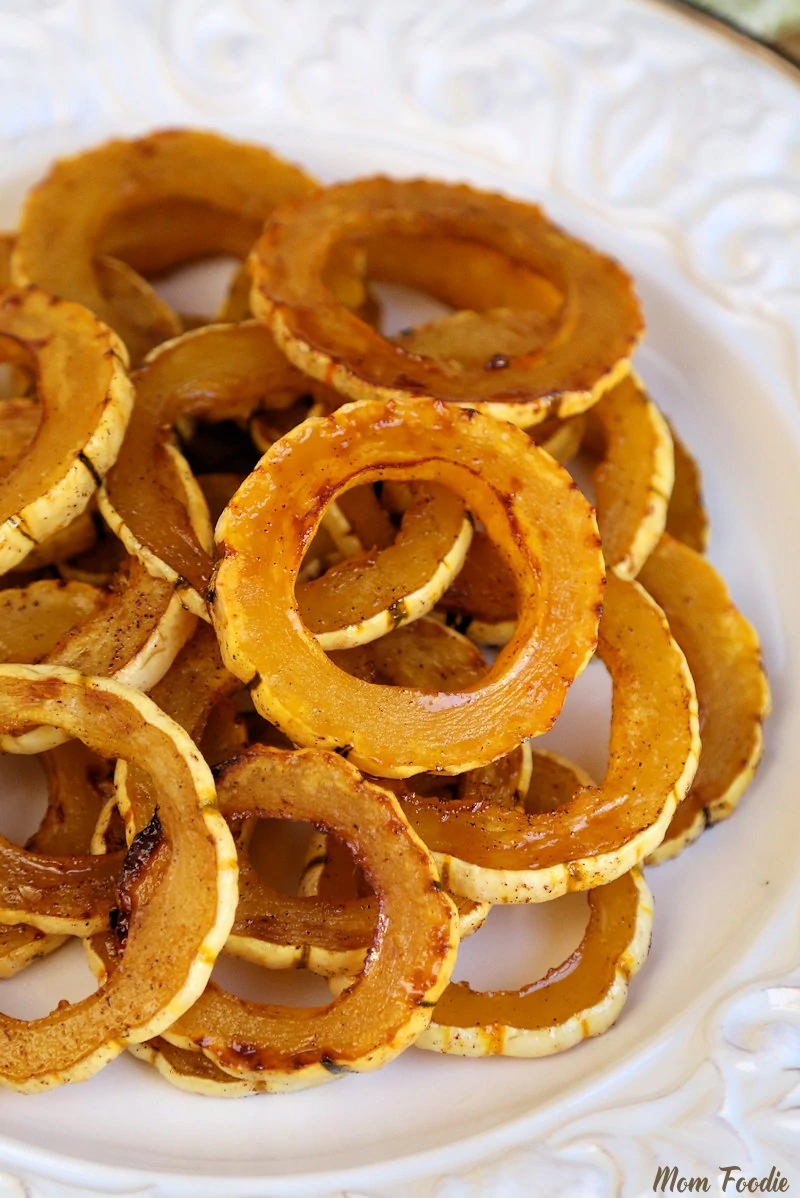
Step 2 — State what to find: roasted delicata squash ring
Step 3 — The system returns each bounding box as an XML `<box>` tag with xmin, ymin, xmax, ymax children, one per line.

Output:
<box><xmin>665</xmin><ymin>421</ymin><xmax>710</xmax><ymax>553</ymax></box>
<box><xmin>47</xmin><ymin>559</ymin><xmax>195</xmax><ymax>693</ymax></box>
<box><xmin>586</xmin><ymin>371</ymin><xmax>674</xmax><ymax>580</ymax></box>
<box><xmin>640</xmin><ymin>536</ymin><xmax>770</xmax><ymax>862</ymax></box>
<box><xmin>0</xmin><ymin>288</ymin><xmax>133</xmax><ymax>576</ymax></box>
<box><xmin>0</xmin><ymin>562</ymin><xmax>196</xmax><ymax>754</ymax></box>
<box><xmin>403</xmin><ymin>573</ymin><xmax>699</xmax><ymax>902</ymax></box>
<box><xmin>0</xmin><ymin>237</ymin><xmax>180</xmax><ymax>366</ymax></box>
<box><xmin>100</xmin><ymin>322</ymin><xmax>307</xmax><ymax>609</ymax></box>
<box><xmin>101</xmin><ymin>441</ymin><xmax>214</xmax><ymax>619</ymax></box>
<box><xmin>13</xmin><ymin>130</ymin><xmax>317</xmax><ymax>364</ymax></box>
<box><xmin>0</xmin><ymin>740</ymin><xmax>112</xmax><ymax>976</ymax></box>
<box><xmin>0</xmin><ymin>665</ymin><xmax>237</xmax><ymax>1091</ymax></box>
<box><xmin>298</xmin><ymin>484</ymin><xmax>473</xmax><ymax>650</ymax></box>
<box><xmin>416</xmin><ymin>869</ymin><xmax>652</xmax><ymax>1057</ymax></box>
<box><xmin>0</xmin><ymin>401</ymin><xmax>99</xmax><ymax>573</ymax></box>
<box><xmin>118</xmin><ymin>745</ymin><xmax>458</xmax><ymax>1092</ymax></box>
<box><xmin>115</xmin><ymin>626</ymin><xmax>480</xmax><ymax>977</ymax></box>
<box><xmin>250</xmin><ymin>178</ymin><xmax>643</xmax><ymax>425</ymax></box>
<box><xmin>213</xmin><ymin>398</ymin><xmax>603</xmax><ymax>778</ymax></box>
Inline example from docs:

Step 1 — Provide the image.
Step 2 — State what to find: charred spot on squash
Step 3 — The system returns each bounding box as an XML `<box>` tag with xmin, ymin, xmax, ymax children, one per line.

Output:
<box><xmin>320</xmin><ymin>1054</ymin><xmax>353</xmax><ymax>1075</ymax></box>
<box><xmin>114</xmin><ymin>807</ymin><xmax>165</xmax><ymax>947</ymax></box>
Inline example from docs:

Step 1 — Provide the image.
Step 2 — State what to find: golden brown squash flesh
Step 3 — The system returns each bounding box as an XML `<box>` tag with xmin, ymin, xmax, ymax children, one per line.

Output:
<box><xmin>0</xmin><ymin>562</ymin><xmax>196</xmax><ymax>754</ymax></box>
<box><xmin>298</xmin><ymin>484</ymin><xmax>472</xmax><ymax>650</ymax></box>
<box><xmin>0</xmin><ymin>740</ymin><xmax>112</xmax><ymax>976</ymax></box>
<box><xmin>251</xmin><ymin>178</ymin><xmax>643</xmax><ymax>424</ymax></box>
<box><xmin>640</xmin><ymin>535</ymin><xmax>770</xmax><ymax>862</ymax></box>
<box><xmin>0</xmin><ymin>665</ymin><xmax>237</xmax><ymax>1091</ymax></box>
<box><xmin>13</xmin><ymin>130</ymin><xmax>317</xmax><ymax>363</ymax></box>
<box><xmin>587</xmin><ymin>371</ymin><xmax>674</xmax><ymax>579</ymax></box>
<box><xmin>417</xmin><ymin>869</ymin><xmax>652</xmax><ymax>1056</ymax></box>
<box><xmin>0</xmin><ymin>288</ymin><xmax>133</xmax><ymax>576</ymax></box>
<box><xmin>101</xmin><ymin>321</ymin><xmax>306</xmax><ymax>606</ymax></box>
<box><xmin>665</xmin><ymin>421</ymin><xmax>710</xmax><ymax>552</ymax></box>
<box><xmin>143</xmin><ymin>746</ymin><xmax>458</xmax><ymax>1092</ymax></box>
<box><xmin>213</xmin><ymin>398</ymin><xmax>603</xmax><ymax>778</ymax></box>
<box><xmin>403</xmin><ymin>574</ymin><xmax>699</xmax><ymax>901</ymax></box>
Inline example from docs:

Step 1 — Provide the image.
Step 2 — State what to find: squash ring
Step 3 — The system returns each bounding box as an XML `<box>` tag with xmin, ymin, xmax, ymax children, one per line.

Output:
<box><xmin>404</xmin><ymin>574</ymin><xmax>699</xmax><ymax>902</ymax></box>
<box><xmin>640</xmin><ymin>535</ymin><xmax>770</xmax><ymax>863</ymax></box>
<box><xmin>225</xmin><ymin>823</ymin><xmax>488</xmax><ymax>979</ymax></box>
<box><xmin>0</xmin><ymin>287</ymin><xmax>133</xmax><ymax>576</ymax></box>
<box><xmin>298</xmin><ymin>484</ymin><xmax>473</xmax><ymax>651</ymax></box>
<box><xmin>122</xmin><ymin>745</ymin><xmax>458</xmax><ymax>1092</ymax></box>
<box><xmin>127</xmin><ymin>1037</ymin><xmax>265</xmax><ymax>1098</ymax></box>
<box><xmin>416</xmin><ymin>869</ymin><xmax>652</xmax><ymax>1057</ymax></box>
<box><xmin>587</xmin><ymin>371</ymin><xmax>674</xmax><ymax>580</ymax></box>
<box><xmin>99</xmin><ymin>322</ymin><xmax>307</xmax><ymax>611</ymax></box>
<box><xmin>250</xmin><ymin>177</ymin><xmax>643</xmax><ymax>425</ymax></box>
<box><xmin>113</xmin><ymin>625</ymin><xmax>474</xmax><ymax>979</ymax></box>
<box><xmin>13</xmin><ymin>130</ymin><xmax>317</xmax><ymax>364</ymax></box>
<box><xmin>0</xmin><ymin>665</ymin><xmax>237</xmax><ymax>1091</ymax></box>
<box><xmin>213</xmin><ymin>397</ymin><xmax>603</xmax><ymax>778</ymax></box>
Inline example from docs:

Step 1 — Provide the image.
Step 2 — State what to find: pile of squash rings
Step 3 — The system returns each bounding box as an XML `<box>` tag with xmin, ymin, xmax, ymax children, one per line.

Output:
<box><xmin>0</xmin><ymin>129</ymin><xmax>769</xmax><ymax>1094</ymax></box>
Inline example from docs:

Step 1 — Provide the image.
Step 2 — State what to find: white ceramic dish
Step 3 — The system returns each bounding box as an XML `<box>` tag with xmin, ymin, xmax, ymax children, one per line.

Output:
<box><xmin>0</xmin><ymin>2</ymin><xmax>798</xmax><ymax>1194</ymax></box>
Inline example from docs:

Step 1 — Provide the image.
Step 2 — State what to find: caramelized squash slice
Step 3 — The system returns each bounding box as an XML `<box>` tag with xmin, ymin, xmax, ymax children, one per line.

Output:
<box><xmin>251</xmin><ymin>179</ymin><xmax>643</xmax><ymax>424</ymax></box>
<box><xmin>126</xmin><ymin>746</ymin><xmax>458</xmax><ymax>1092</ymax></box>
<box><xmin>213</xmin><ymin>398</ymin><xmax>603</xmax><ymax>778</ymax></box>
<box><xmin>0</xmin><ymin>288</ymin><xmax>132</xmax><ymax>575</ymax></box>
<box><xmin>640</xmin><ymin>536</ymin><xmax>770</xmax><ymax>862</ymax></box>
<box><xmin>417</xmin><ymin>869</ymin><xmax>652</xmax><ymax>1056</ymax></box>
<box><xmin>0</xmin><ymin>563</ymin><xmax>196</xmax><ymax>754</ymax></box>
<box><xmin>320</xmin><ymin>754</ymin><xmax>652</xmax><ymax>1056</ymax></box>
<box><xmin>587</xmin><ymin>371</ymin><xmax>674</xmax><ymax>579</ymax></box>
<box><xmin>0</xmin><ymin>665</ymin><xmax>237</xmax><ymax>1091</ymax></box>
<box><xmin>128</xmin><ymin>1036</ymin><xmax>265</xmax><ymax>1098</ymax></box>
<box><xmin>100</xmin><ymin>322</ymin><xmax>306</xmax><ymax>611</ymax></box>
<box><xmin>665</xmin><ymin>420</ymin><xmax>710</xmax><ymax>552</ymax></box>
<box><xmin>225</xmin><ymin>823</ymin><xmax>486</xmax><ymax>978</ymax></box>
<box><xmin>404</xmin><ymin>574</ymin><xmax>699</xmax><ymax>902</ymax></box>
<box><xmin>298</xmin><ymin>484</ymin><xmax>472</xmax><ymax>650</ymax></box>
<box><xmin>13</xmin><ymin>130</ymin><xmax>316</xmax><ymax>363</ymax></box>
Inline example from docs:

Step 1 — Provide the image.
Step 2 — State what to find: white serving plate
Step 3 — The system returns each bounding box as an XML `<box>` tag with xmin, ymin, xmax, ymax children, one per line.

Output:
<box><xmin>0</xmin><ymin>2</ymin><xmax>798</xmax><ymax>1194</ymax></box>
